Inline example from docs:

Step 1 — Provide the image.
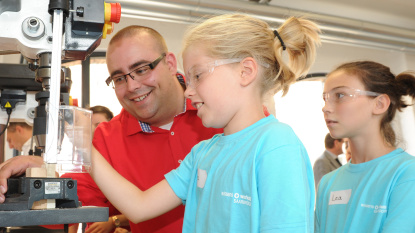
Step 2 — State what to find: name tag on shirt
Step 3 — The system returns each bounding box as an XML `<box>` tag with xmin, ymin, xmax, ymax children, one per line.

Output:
<box><xmin>197</xmin><ymin>169</ymin><xmax>207</xmax><ymax>188</ymax></box>
<box><xmin>329</xmin><ymin>189</ymin><xmax>352</xmax><ymax>205</ymax></box>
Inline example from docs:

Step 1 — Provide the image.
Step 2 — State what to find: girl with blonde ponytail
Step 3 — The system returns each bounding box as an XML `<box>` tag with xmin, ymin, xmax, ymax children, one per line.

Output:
<box><xmin>169</xmin><ymin>13</ymin><xmax>321</xmax><ymax>232</ymax></box>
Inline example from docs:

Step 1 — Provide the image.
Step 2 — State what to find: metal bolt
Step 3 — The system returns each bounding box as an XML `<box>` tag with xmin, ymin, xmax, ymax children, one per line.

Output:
<box><xmin>27</xmin><ymin>107</ymin><xmax>36</xmax><ymax>119</ymax></box>
<box><xmin>67</xmin><ymin>180</ymin><xmax>74</xmax><ymax>189</ymax></box>
<box><xmin>22</xmin><ymin>17</ymin><xmax>45</xmax><ymax>39</ymax></box>
<box><xmin>34</xmin><ymin>180</ymin><xmax>42</xmax><ymax>189</ymax></box>
<box><xmin>27</xmin><ymin>17</ymin><xmax>40</xmax><ymax>33</ymax></box>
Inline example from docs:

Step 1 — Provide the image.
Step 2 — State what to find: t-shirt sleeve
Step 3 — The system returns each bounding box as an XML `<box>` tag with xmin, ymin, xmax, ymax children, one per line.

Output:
<box><xmin>165</xmin><ymin>148</ymin><xmax>196</xmax><ymax>204</ymax></box>
<box><xmin>61</xmin><ymin>173</ymin><xmax>108</xmax><ymax>207</ymax></box>
<box><xmin>381</xmin><ymin>162</ymin><xmax>415</xmax><ymax>232</ymax></box>
<box><xmin>87</xmin><ymin>125</ymin><xmax>113</xmax><ymax>208</ymax></box>
<box><xmin>92</xmin><ymin>124</ymin><xmax>110</xmax><ymax>161</ymax></box>
<box><xmin>257</xmin><ymin>144</ymin><xmax>313</xmax><ymax>232</ymax></box>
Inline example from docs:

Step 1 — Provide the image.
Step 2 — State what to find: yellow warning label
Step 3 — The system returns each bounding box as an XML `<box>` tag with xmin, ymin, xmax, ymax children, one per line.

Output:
<box><xmin>4</xmin><ymin>102</ymin><xmax>11</xmax><ymax>108</ymax></box>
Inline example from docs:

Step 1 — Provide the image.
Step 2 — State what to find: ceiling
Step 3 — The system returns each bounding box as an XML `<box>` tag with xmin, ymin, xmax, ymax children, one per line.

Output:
<box><xmin>107</xmin><ymin>0</ymin><xmax>415</xmax><ymax>53</ymax></box>
<box><xmin>266</xmin><ymin>0</ymin><xmax>415</xmax><ymax>30</ymax></box>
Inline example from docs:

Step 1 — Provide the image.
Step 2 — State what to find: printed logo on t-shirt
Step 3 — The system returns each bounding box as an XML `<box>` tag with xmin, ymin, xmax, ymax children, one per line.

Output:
<box><xmin>329</xmin><ymin>189</ymin><xmax>352</xmax><ymax>205</ymax></box>
<box><xmin>360</xmin><ymin>203</ymin><xmax>388</xmax><ymax>214</ymax></box>
<box><xmin>220</xmin><ymin>191</ymin><xmax>252</xmax><ymax>206</ymax></box>
<box><xmin>197</xmin><ymin>168</ymin><xmax>207</xmax><ymax>188</ymax></box>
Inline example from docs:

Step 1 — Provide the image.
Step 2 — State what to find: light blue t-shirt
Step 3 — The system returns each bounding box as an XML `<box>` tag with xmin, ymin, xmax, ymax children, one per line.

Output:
<box><xmin>165</xmin><ymin>116</ymin><xmax>314</xmax><ymax>233</ymax></box>
<box><xmin>315</xmin><ymin>148</ymin><xmax>415</xmax><ymax>233</ymax></box>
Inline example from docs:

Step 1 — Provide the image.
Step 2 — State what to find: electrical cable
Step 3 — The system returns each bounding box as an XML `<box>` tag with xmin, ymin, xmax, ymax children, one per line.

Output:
<box><xmin>0</xmin><ymin>108</ymin><xmax>12</xmax><ymax>136</ymax></box>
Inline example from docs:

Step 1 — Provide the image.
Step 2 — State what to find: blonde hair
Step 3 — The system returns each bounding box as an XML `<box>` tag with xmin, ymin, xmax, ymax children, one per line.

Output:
<box><xmin>182</xmin><ymin>14</ymin><xmax>321</xmax><ymax>96</ymax></box>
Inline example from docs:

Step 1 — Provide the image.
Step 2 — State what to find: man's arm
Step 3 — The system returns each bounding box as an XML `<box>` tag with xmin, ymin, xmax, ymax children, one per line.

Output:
<box><xmin>91</xmin><ymin>146</ymin><xmax>182</xmax><ymax>223</ymax></box>
<box><xmin>0</xmin><ymin>156</ymin><xmax>44</xmax><ymax>202</ymax></box>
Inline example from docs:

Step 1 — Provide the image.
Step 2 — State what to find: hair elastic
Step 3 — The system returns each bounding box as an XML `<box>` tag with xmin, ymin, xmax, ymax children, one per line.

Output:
<box><xmin>273</xmin><ymin>30</ymin><xmax>286</xmax><ymax>51</ymax></box>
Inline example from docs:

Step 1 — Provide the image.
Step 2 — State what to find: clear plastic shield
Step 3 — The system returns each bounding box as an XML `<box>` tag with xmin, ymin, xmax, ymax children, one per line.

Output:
<box><xmin>56</xmin><ymin>106</ymin><xmax>92</xmax><ymax>173</ymax></box>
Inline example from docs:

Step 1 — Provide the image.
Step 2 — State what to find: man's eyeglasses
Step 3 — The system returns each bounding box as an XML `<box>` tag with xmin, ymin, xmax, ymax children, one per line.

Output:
<box><xmin>106</xmin><ymin>53</ymin><xmax>166</xmax><ymax>89</ymax></box>
<box><xmin>323</xmin><ymin>87</ymin><xmax>381</xmax><ymax>104</ymax></box>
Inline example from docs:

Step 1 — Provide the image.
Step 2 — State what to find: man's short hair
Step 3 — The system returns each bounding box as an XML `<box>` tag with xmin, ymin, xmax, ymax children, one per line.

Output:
<box><xmin>324</xmin><ymin>133</ymin><xmax>342</xmax><ymax>149</ymax></box>
<box><xmin>7</xmin><ymin>122</ymin><xmax>32</xmax><ymax>132</ymax></box>
<box><xmin>109</xmin><ymin>25</ymin><xmax>168</xmax><ymax>54</ymax></box>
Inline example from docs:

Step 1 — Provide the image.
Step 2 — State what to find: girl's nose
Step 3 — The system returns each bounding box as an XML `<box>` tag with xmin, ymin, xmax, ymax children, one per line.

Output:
<box><xmin>184</xmin><ymin>84</ymin><xmax>196</xmax><ymax>99</ymax></box>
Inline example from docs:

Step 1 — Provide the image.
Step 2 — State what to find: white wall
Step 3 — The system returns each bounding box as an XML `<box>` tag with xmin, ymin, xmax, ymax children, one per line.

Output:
<box><xmin>312</xmin><ymin>42</ymin><xmax>412</xmax><ymax>73</ymax></box>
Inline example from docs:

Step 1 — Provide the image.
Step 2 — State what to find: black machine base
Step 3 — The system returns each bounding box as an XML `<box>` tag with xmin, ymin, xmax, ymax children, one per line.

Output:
<box><xmin>0</xmin><ymin>206</ymin><xmax>109</xmax><ymax>227</ymax></box>
<box><xmin>0</xmin><ymin>177</ymin><xmax>109</xmax><ymax>229</ymax></box>
<box><xmin>0</xmin><ymin>177</ymin><xmax>79</xmax><ymax>211</ymax></box>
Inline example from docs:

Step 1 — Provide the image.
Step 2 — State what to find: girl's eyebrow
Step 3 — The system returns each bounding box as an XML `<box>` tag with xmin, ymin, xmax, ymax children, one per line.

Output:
<box><xmin>323</xmin><ymin>85</ymin><xmax>348</xmax><ymax>93</ymax></box>
<box><xmin>187</xmin><ymin>64</ymin><xmax>203</xmax><ymax>74</ymax></box>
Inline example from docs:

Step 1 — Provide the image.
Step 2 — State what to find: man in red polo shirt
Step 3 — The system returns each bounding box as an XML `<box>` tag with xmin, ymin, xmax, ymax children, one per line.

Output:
<box><xmin>0</xmin><ymin>26</ymin><xmax>222</xmax><ymax>233</ymax></box>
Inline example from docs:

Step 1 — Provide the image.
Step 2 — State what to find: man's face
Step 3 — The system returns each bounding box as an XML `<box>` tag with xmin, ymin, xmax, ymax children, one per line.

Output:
<box><xmin>6</xmin><ymin>130</ymin><xmax>23</xmax><ymax>151</ymax></box>
<box><xmin>106</xmin><ymin>33</ymin><xmax>180</xmax><ymax>127</ymax></box>
<box><xmin>91</xmin><ymin>113</ymin><xmax>109</xmax><ymax>134</ymax></box>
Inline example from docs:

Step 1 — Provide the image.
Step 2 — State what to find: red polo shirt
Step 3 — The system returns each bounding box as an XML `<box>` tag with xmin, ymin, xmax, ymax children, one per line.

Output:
<box><xmin>84</xmin><ymin>99</ymin><xmax>222</xmax><ymax>233</ymax></box>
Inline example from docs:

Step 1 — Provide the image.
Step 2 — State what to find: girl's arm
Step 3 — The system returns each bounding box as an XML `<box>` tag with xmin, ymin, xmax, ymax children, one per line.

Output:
<box><xmin>91</xmin><ymin>146</ymin><xmax>182</xmax><ymax>223</ymax></box>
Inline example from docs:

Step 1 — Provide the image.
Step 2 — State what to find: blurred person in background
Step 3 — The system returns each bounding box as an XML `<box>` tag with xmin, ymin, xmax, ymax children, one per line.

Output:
<box><xmin>313</xmin><ymin>133</ymin><xmax>344</xmax><ymax>188</ymax></box>
<box><xmin>90</xmin><ymin>105</ymin><xmax>114</xmax><ymax>134</ymax></box>
<box><xmin>6</xmin><ymin>122</ymin><xmax>34</xmax><ymax>155</ymax></box>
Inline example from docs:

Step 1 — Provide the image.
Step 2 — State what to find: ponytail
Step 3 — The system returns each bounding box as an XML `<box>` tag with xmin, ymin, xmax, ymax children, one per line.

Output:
<box><xmin>275</xmin><ymin>17</ymin><xmax>321</xmax><ymax>95</ymax></box>
<box><xmin>396</xmin><ymin>72</ymin><xmax>415</xmax><ymax>109</ymax></box>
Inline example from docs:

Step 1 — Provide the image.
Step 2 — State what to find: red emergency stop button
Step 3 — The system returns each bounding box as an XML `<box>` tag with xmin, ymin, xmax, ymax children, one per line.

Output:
<box><xmin>105</xmin><ymin>2</ymin><xmax>121</xmax><ymax>24</ymax></box>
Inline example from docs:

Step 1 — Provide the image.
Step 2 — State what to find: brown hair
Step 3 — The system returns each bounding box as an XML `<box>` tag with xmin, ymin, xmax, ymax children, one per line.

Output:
<box><xmin>324</xmin><ymin>133</ymin><xmax>342</xmax><ymax>149</ymax></box>
<box><xmin>182</xmin><ymin>14</ymin><xmax>321</xmax><ymax>96</ymax></box>
<box><xmin>89</xmin><ymin>105</ymin><xmax>114</xmax><ymax>121</ymax></box>
<box><xmin>329</xmin><ymin>61</ymin><xmax>415</xmax><ymax>146</ymax></box>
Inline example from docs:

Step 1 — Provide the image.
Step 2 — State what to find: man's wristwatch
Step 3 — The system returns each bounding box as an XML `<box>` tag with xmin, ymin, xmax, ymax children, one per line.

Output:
<box><xmin>112</xmin><ymin>216</ymin><xmax>121</xmax><ymax>228</ymax></box>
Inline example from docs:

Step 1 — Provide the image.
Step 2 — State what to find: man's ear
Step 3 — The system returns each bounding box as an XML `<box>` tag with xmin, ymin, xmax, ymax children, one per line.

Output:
<box><xmin>165</xmin><ymin>52</ymin><xmax>178</xmax><ymax>75</ymax></box>
<box><xmin>15</xmin><ymin>125</ymin><xmax>23</xmax><ymax>134</ymax></box>
<box><xmin>240</xmin><ymin>57</ymin><xmax>258</xmax><ymax>87</ymax></box>
<box><xmin>373</xmin><ymin>94</ymin><xmax>390</xmax><ymax>115</ymax></box>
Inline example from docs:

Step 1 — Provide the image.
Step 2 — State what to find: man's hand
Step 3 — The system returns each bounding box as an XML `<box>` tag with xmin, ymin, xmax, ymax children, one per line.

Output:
<box><xmin>114</xmin><ymin>228</ymin><xmax>129</xmax><ymax>233</ymax></box>
<box><xmin>0</xmin><ymin>156</ymin><xmax>44</xmax><ymax>203</ymax></box>
<box><xmin>85</xmin><ymin>218</ymin><xmax>114</xmax><ymax>233</ymax></box>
